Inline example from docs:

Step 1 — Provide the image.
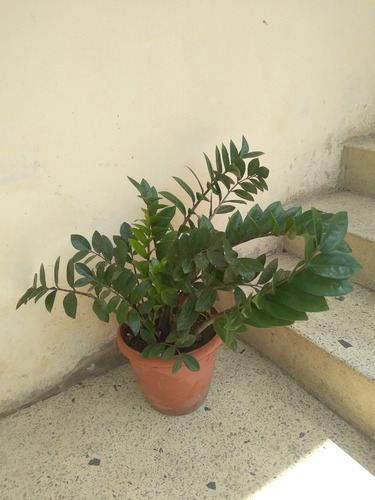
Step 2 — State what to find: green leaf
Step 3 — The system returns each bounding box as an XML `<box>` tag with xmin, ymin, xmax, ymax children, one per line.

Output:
<box><xmin>159</xmin><ymin>191</ymin><xmax>186</xmax><ymax>216</ymax></box>
<box><xmin>221</xmin><ymin>144</ymin><xmax>230</xmax><ymax>170</ymax></box>
<box><xmin>16</xmin><ymin>287</ymin><xmax>36</xmax><ymax>309</ymax></box>
<box><xmin>128</xmin><ymin>308</ymin><xmax>141</xmax><ymax>333</ymax></box>
<box><xmin>71</xmin><ymin>234</ymin><xmax>91</xmax><ymax>251</ymax></box>
<box><xmin>66</xmin><ymin>258</ymin><xmax>75</xmax><ymax>288</ymax></box>
<box><xmin>234</xmin><ymin>286</ymin><xmax>246</xmax><ymax>305</ymax></box>
<box><xmin>116</xmin><ymin>301</ymin><xmax>129</xmax><ymax>324</ymax></box>
<box><xmin>215</xmin><ymin>146</ymin><xmax>223</xmax><ymax>173</ymax></box>
<box><xmin>223</xmin><ymin>264</ymin><xmax>240</xmax><ymax>283</ymax></box>
<box><xmin>63</xmin><ymin>292</ymin><xmax>77</xmax><ymax>318</ymax></box>
<box><xmin>216</xmin><ymin>205</ymin><xmax>236</xmax><ymax>214</ymax></box>
<box><xmin>120</xmin><ymin>222</ymin><xmax>132</xmax><ymax>242</ymax></box>
<box><xmin>240</xmin><ymin>181</ymin><xmax>258</xmax><ymax>194</ymax></box>
<box><xmin>181</xmin><ymin>353</ymin><xmax>200</xmax><ymax>372</ymax></box>
<box><xmin>242</xmin><ymin>151</ymin><xmax>264</xmax><ymax>159</ymax></box>
<box><xmin>75</xmin><ymin>263</ymin><xmax>92</xmax><ymax>279</ymax></box>
<box><xmin>304</xmin><ymin>234</ymin><xmax>317</xmax><ymax>262</ymax></box>
<box><xmin>239</xmin><ymin>136</ymin><xmax>249</xmax><ymax>156</ymax></box>
<box><xmin>258</xmin><ymin>258</ymin><xmax>278</xmax><ymax>284</ymax></box>
<box><xmin>107</xmin><ymin>295</ymin><xmax>120</xmax><ymax>313</ymax></box>
<box><xmin>130</xmin><ymin>281</ymin><xmax>151</xmax><ymax>304</ymax></box>
<box><xmin>214</xmin><ymin>318</ymin><xmax>237</xmax><ymax>350</ymax></box>
<box><xmin>237</xmin><ymin>258</ymin><xmax>264</xmax><ymax>278</ymax></box>
<box><xmin>247</xmin><ymin>158</ymin><xmax>260</xmax><ymax>175</ymax></box>
<box><xmin>101</xmin><ymin>235</ymin><xmax>114</xmax><ymax>261</ymax></box>
<box><xmin>308</xmin><ymin>252</ymin><xmax>362</xmax><ymax>279</ymax></box>
<box><xmin>194</xmin><ymin>252</ymin><xmax>210</xmax><ymax>271</ymax></box>
<box><xmin>204</xmin><ymin>153</ymin><xmax>215</xmax><ymax>181</ymax></box>
<box><xmin>162</xmin><ymin>346</ymin><xmax>176</xmax><ymax>361</ymax></box>
<box><xmin>274</xmin><ymin>283</ymin><xmax>329</xmax><ymax>312</ymax></box>
<box><xmin>177</xmin><ymin>295</ymin><xmax>199</xmax><ymax>331</ymax></box>
<box><xmin>245</xmin><ymin>308</ymin><xmax>293</xmax><ymax>327</ymax></box>
<box><xmin>195</xmin><ymin>288</ymin><xmax>217</xmax><ymax>312</ymax></box>
<box><xmin>187</xmin><ymin>166</ymin><xmax>204</xmax><ymax>193</ymax></box>
<box><xmin>52</xmin><ymin>257</ymin><xmax>60</xmax><ymax>288</ymax></box>
<box><xmin>148</xmin><ymin>343</ymin><xmax>166</xmax><ymax>357</ymax></box>
<box><xmin>173</xmin><ymin>176</ymin><xmax>195</xmax><ymax>202</ymax></box>
<box><xmin>92</xmin><ymin>231</ymin><xmax>103</xmax><ymax>253</ymax></box>
<box><xmin>229</xmin><ymin>140</ymin><xmax>239</xmax><ymax>163</ymax></box>
<box><xmin>258</xmin><ymin>167</ymin><xmax>269</xmax><ymax>179</ymax></box>
<box><xmin>172</xmin><ymin>356</ymin><xmax>182</xmax><ymax>373</ymax></box>
<box><xmin>320</xmin><ymin>212</ymin><xmax>348</xmax><ymax>252</ymax></box>
<box><xmin>39</xmin><ymin>264</ymin><xmax>46</xmax><ymax>287</ymax></box>
<box><xmin>293</xmin><ymin>269</ymin><xmax>353</xmax><ymax>296</ymax></box>
<box><xmin>312</xmin><ymin>208</ymin><xmax>323</xmax><ymax>246</ymax></box>
<box><xmin>262</xmin><ymin>297</ymin><xmax>308</xmax><ymax>321</ymax></box>
<box><xmin>114</xmin><ymin>239</ymin><xmax>129</xmax><ymax>268</ymax></box>
<box><xmin>129</xmin><ymin>238</ymin><xmax>149</xmax><ymax>259</ymax></box>
<box><xmin>93</xmin><ymin>299</ymin><xmax>109</xmax><ymax>322</ymax></box>
<box><xmin>45</xmin><ymin>290</ymin><xmax>57</xmax><ymax>312</ymax></box>
<box><xmin>233</xmin><ymin>189</ymin><xmax>254</xmax><ymax>201</ymax></box>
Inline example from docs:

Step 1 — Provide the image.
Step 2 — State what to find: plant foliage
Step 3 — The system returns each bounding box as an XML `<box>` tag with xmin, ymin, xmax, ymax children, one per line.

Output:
<box><xmin>17</xmin><ymin>137</ymin><xmax>362</xmax><ymax>372</ymax></box>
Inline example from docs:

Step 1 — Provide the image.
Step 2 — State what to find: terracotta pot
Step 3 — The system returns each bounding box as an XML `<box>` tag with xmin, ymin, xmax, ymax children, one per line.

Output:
<box><xmin>117</xmin><ymin>324</ymin><xmax>222</xmax><ymax>415</ymax></box>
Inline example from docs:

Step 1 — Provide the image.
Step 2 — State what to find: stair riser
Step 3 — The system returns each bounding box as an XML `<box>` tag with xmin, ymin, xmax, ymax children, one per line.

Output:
<box><xmin>283</xmin><ymin>235</ymin><xmax>375</xmax><ymax>290</ymax></box>
<box><xmin>241</xmin><ymin>327</ymin><xmax>375</xmax><ymax>440</ymax></box>
<box><xmin>342</xmin><ymin>146</ymin><xmax>375</xmax><ymax>197</ymax></box>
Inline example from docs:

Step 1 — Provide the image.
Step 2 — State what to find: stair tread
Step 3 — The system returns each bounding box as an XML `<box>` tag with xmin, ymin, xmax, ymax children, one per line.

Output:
<box><xmin>344</xmin><ymin>133</ymin><xmax>375</xmax><ymax>150</ymax></box>
<box><xmin>276</xmin><ymin>253</ymin><xmax>375</xmax><ymax>381</ymax></box>
<box><xmin>294</xmin><ymin>191</ymin><xmax>375</xmax><ymax>242</ymax></box>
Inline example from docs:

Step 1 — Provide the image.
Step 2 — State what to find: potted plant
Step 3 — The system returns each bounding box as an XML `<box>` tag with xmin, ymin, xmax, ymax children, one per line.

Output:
<box><xmin>17</xmin><ymin>137</ymin><xmax>362</xmax><ymax>415</ymax></box>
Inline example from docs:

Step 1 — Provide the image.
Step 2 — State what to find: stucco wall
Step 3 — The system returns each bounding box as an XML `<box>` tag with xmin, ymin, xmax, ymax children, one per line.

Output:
<box><xmin>1</xmin><ymin>0</ymin><xmax>375</xmax><ymax>414</ymax></box>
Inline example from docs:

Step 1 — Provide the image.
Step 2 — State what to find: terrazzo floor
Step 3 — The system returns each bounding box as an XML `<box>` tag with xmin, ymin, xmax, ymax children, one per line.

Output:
<box><xmin>1</xmin><ymin>341</ymin><xmax>374</xmax><ymax>500</ymax></box>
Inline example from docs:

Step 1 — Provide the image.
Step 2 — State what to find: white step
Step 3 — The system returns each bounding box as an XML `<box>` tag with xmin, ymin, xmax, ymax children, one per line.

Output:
<box><xmin>1</xmin><ymin>338</ymin><xmax>374</xmax><ymax>499</ymax></box>
<box><xmin>341</xmin><ymin>134</ymin><xmax>375</xmax><ymax>196</ymax></box>
<box><xmin>238</xmin><ymin>252</ymin><xmax>375</xmax><ymax>440</ymax></box>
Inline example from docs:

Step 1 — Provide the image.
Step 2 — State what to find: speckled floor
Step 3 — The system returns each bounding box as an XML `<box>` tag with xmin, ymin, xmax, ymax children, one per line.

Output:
<box><xmin>1</xmin><ymin>341</ymin><xmax>374</xmax><ymax>500</ymax></box>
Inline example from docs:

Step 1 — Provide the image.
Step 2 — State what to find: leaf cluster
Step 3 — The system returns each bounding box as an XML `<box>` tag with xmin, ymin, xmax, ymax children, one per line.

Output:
<box><xmin>16</xmin><ymin>137</ymin><xmax>362</xmax><ymax>372</ymax></box>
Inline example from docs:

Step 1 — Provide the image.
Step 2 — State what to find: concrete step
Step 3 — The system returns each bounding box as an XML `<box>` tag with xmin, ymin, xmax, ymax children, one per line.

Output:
<box><xmin>1</xmin><ymin>337</ymin><xmax>375</xmax><ymax>499</ymax></box>
<box><xmin>240</xmin><ymin>252</ymin><xmax>375</xmax><ymax>440</ymax></box>
<box><xmin>341</xmin><ymin>134</ymin><xmax>375</xmax><ymax>196</ymax></box>
<box><xmin>282</xmin><ymin>191</ymin><xmax>375</xmax><ymax>290</ymax></box>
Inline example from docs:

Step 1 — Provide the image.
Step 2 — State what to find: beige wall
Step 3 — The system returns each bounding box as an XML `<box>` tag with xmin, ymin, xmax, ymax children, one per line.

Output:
<box><xmin>1</xmin><ymin>0</ymin><xmax>375</xmax><ymax>414</ymax></box>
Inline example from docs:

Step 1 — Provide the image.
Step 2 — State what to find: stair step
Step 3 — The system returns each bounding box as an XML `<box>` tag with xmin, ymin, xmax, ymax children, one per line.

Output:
<box><xmin>283</xmin><ymin>191</ymin><xmax>375</xmax><ymax>290</ymax></box>
<box><xmin>341</xmin><ymin>133</ymin><xmax>375</xmax><ymax>196</ymax></box>
<box><xmin>237</xmin><ymin>253</ymin><xmax>375</xmax><ymax>440</ymax></box>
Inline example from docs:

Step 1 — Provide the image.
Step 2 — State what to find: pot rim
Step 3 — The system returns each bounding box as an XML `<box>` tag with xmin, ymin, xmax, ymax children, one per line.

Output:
<box><xmin>117</xmin><ymin>323</ymin><xmax>222</xmax><ymax>367</ymax></box>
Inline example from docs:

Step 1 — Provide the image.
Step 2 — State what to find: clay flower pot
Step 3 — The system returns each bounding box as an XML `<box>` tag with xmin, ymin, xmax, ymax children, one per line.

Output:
<box><xmin>117</xmin><ymin>324</ymin><xmax>222</xmax><ymax>415</ymax></box>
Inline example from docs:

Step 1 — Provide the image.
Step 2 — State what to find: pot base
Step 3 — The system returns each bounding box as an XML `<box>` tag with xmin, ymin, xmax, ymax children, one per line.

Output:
<box><xmin>117</xmin><ymin>325</ymin><xmax>222</xmax><ymax>415</ymax></box>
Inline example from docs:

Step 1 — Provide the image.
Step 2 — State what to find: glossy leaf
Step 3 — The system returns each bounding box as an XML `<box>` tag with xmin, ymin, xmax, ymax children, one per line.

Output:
<box><xmin>63</xmin><ymin>292</ymin><xmax>77</xmax><ymax>319</ymax></box>
<box><xmin>274</xmin><ymin>283</ymin><xmax>329</xmax><ymax>312</ymax></box>
<box><xmin>173</xmin><ymin>176</ymin><xmax>195</xmax><ymax>202</ymax></box>
<box><xmin>159</xmin><ymin>190</ymin><xmax>186</xmax><ymax>216</ymax></box>
<box><xmin>39</xmin><ymin>264</ymin><xmax>46</xmax><ymax>287</ymax></box>
<box><xmin>320</xmin><ymin>212</ymin><xmax>348</xmax><ymax>252</ymax></box>
<box><xmin>258</xmin><ymin>258</ymin><xmax>278</xmax><ymax>284</ymax></box>
<box><xmin>93</xmin><ymin>299</ymin><xmax>109</xmax><ymax>322</ymax></box>
<box><xmin>172</xmin><ymin>356</ymin><xmax>182</xmax><ymax>374</ymax></box>
<box><xmin>128</xmin><ymin>308</ymin><xmax>141</xmax><ymax>333</ymax></box>
<box><xmin>116</xmin><ymin>301</ymin><xmax>129</xmax><ymax>324</ymax></box>
<box><xmin>66</xmin><ymin>258</ymin><xmax>75</xmax><ymax>288</ymax></box>
<box><xmin>195</xmin><ymin>288</ymin><xmax>217</xmax><ymax>312</ymax></box>
<box><xmin>293</xmin><ymin>269</ymin><xmax>353</xmax><ymax>296</ymax></box>
<box><xmin>71</xmin><ymin>234</ymin><xmax>91</xmax><ymax>252</ymax></box>
<box><xmin>308</xmin><ymin>253</ymin><xmax>362</xmax><ymax>279</ymax></box>
<box><xmin>45</xmin><ymin>290</ymin><xmax>57</xmax><ymax>312</ymax></box>
<box><xmin>181</xmin><ymin>353</ymin><xmax>200</xmax><ymax>372</ymax></box>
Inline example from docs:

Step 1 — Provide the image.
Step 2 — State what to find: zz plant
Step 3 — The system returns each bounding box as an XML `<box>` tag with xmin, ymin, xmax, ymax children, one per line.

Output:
<box><xmin>17</xmin><ymin>137</ymin><xmax>362</xmax><ymax>372</ymax></box>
